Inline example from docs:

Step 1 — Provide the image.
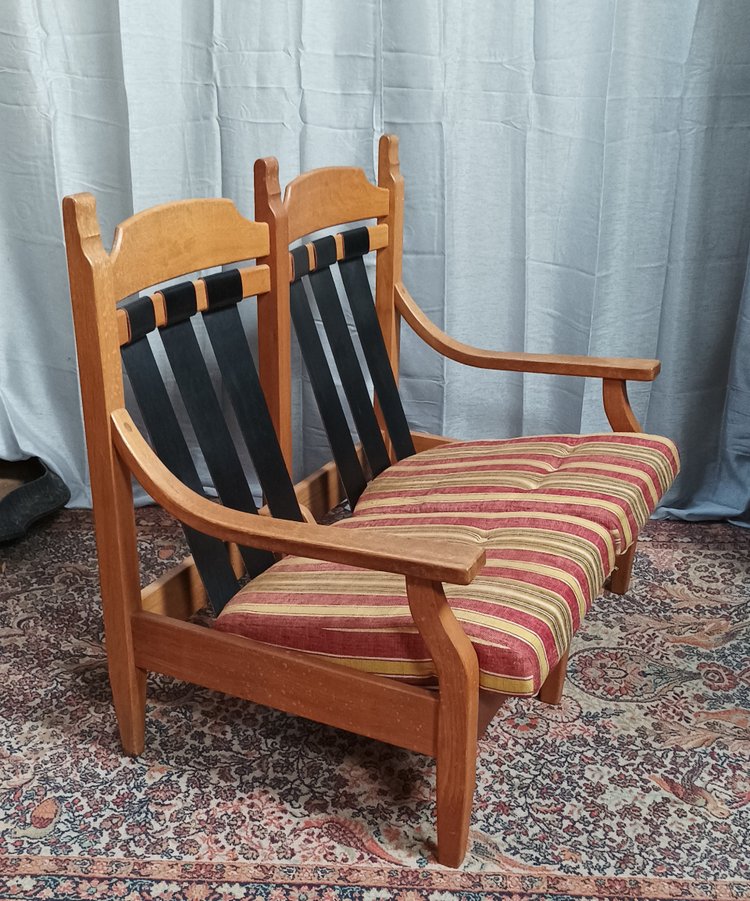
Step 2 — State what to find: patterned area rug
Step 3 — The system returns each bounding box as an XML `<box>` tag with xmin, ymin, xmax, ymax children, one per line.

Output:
<box><xmin>0</xmin><ymin>510</ymin><xmax>748</xmax><ymax>900</ymax></box>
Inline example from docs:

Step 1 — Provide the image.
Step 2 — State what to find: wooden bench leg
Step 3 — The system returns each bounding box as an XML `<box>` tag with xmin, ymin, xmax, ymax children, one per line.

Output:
<box><xmin>435</xmin><ymin>684</ymin><xmax>478</xmax><ymax>867</ymax></box>
<box><xmin>106</xmin><ymin>628</ymin><xmax>147</xmax><ymax>756</ymax></box>
<box><xmin>477</xmin><ymin>689</ymin><xmax>508</xmax><ymax>737</ymax></box>
<box><xmin>406</xmin><ymin>578</ymin><xmax>478</xmax><ymax>868</ymax></box>
<box><xmin>606</xmin><ymin>540</ymin><xmax>637</xmax><ymax>595</ymax></box>
<box><xmin>537</xmin><ymin>649</ymin><xmax>569</xmax><ymax>706</ymax></box>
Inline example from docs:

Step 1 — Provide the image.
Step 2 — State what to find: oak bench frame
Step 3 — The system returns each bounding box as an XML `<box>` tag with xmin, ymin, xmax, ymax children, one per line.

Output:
<box><xmin>63</xmin><ymin>134</ymin><xmax>659</xmax><ymax>868</ymax></box>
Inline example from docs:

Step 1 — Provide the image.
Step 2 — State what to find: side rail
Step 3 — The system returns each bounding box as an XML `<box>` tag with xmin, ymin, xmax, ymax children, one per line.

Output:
<box><xmin>395</xmin><ymin>283</ymin><xmax>660</xmax><ymax>433</ymax></box>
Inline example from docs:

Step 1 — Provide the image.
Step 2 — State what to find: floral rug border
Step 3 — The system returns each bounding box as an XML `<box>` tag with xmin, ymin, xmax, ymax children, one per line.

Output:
<box><xmin>1</xmin><ymin>855</ymin><xmax>748</xmax><ymax>900</ymax></box>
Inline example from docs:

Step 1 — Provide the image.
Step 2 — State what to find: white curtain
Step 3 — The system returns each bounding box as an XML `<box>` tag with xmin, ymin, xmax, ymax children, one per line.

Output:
<box><xmin>1</xmin><ymin>0</ymin><xmax>748</xmax><ymax>522</ymax></box>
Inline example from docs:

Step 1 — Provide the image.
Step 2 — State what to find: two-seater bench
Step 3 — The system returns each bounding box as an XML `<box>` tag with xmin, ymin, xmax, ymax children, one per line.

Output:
<box><xmin>62</xmin><ymin>134</ymin><xmax>679</xmax><ymax>867</ymax></box>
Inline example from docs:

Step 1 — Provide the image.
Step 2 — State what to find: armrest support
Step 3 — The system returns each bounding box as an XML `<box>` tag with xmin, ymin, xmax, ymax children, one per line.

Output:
<box><xmin>395</xmin><ymin>283</ymin><xmax>661</xmax><ymax>382</ymax></box>
<box><xmin>111</xmin><ymin>409</ymin><xmax>485</xmax><ymax>585</ymax></box>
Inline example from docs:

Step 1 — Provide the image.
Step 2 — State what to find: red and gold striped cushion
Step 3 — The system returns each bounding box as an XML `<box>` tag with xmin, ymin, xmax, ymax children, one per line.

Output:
<box><xmin>354</xmin><ymin>434</ymin><xmax>680</xmax><ymax>554</ymax></box>
<box><xmin>215</xmin><ymin>433</ymin><xmax>678</xmax><ymax>696</ymax></box>
<box><xmin>215</xmin><ymin>509</ymin><xmax>616</xmax><ymax>696</ymax></box>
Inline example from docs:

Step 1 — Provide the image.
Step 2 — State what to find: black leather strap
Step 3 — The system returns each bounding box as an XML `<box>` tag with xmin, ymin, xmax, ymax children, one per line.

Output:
<box><xmin>201</xmin><ymin>303</ymin><xmax>303</xmax><ymax>522</ymax></box>
<box><xmin>121</xmin><ymin>297</ymin><xmax>156</xmax><ymax>344</ymax></box>
<box><xmin>203</xmin><ymin>269</ymin><xmax>244</xmax><ymax>311</ymax></box>
<box><xmin>290</xmin><ymin>279</ymin><xmax>367</xmax><ymax>506</ymax></box>
<box><xmin>159</xmin><ymin>318</ymin><xmax>276</xmax><ymax>579</ymax></box>
<box><xmin>291</xmin><ymin>245</ymin><xmax>310</xmax><ymax>281</ymax></box>
<box><xmin>339</xmin><ymin>256</ymin><xmax>415</xmax><ymax>460</ymax></box>
<box><xmin>308</xmin><ymin>266</ymin><xmax>390</xmax><ymax>477</ymax></box>
<box><xmin>341</xmin><ymin>226</ymin><xmax>370</xmax><ymax>260</ymax></box>
<box><xmin>311</xmin><ymin>235</ymin><xmax>337</xmax><ymax>270</ymax></box>
<box><xmin>122</xmin><ymin>337</ymin><xmax>241</xmax><ymax>613</ymax></box>
<box><xmin>161</xmin><ymin>282</ymin><xmax>197</xmax><ymax>326</ymax></box>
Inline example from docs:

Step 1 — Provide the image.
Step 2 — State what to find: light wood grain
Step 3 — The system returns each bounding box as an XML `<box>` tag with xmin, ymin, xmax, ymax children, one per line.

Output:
<box><xmin>410</xmin><ymin>431</ymin><xmax>455</xmax><ymax>452</ymax></box>
<box><xmin>108</xmin><ymin>198</ymin><xmax>269</xmax><ymax>299</ymax></box>
<box><xmin>284</xmin><ymin>166</ymin><xmax>390</xmax><ymax>243</ymax></box>
<box><xmin>375</xmin><ymin>135</ymin><xmax>406</xmax><ymax>456</ymax></box>
<box><xmin>603</xmin><ymin>378</ymin><xmax>643</xmax><ymax>430</ymax></box>
<box><xmin>140</xmin><ymin>556</ymin><xmax>207</xmax><ymax>619</ymax></box>
<box><xmin>406</xmin><ymin>578</ymin><xmax>478</xmax><ymax>867</ymax></box>
<box><xmin>62</xmin><ymin>193</ymin><xmax>147</xmax><ymax>755</ymax></box>
<box><xmin>477</xmin><ymin>690</ymin><xmax>508</xmax><ymax>737</ymax></box>
<box><xmin>65</xmin><ymin>184</ymin><xmax>496</xmax><ymax>870</ymax></box>
<box><xmin>132</xmin><ymin>612</ymin><xmax>438</xmax><ymax>756</ymax></box>
<box><xmin>255</xmin><ymin>158</ymin><xmax>294</xmax><ymax>468</ymax></box>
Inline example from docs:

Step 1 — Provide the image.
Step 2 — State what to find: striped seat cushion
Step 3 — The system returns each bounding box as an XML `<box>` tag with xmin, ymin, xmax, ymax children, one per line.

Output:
<box><xmin>353</xmin><ymin>434</ymin><xmax>680</xmax><ymax>554</ymax></box>
<box><xmin>215</xmin><ymin>510</ymin><xmax>616</xmax><ymax>696</ymax></box>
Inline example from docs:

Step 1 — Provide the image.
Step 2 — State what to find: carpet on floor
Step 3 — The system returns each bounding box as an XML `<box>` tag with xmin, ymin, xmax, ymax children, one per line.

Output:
<box><xmin>0</xmin><ymin>510</ymin><xmax>748</xmax><ymax>900</ymax></box>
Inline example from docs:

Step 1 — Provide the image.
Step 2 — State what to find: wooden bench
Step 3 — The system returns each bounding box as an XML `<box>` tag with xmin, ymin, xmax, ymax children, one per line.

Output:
<box><xmin>62</xmin><ymin>134</ymin><xmax>678</xmax><ymax>867</ymax></box>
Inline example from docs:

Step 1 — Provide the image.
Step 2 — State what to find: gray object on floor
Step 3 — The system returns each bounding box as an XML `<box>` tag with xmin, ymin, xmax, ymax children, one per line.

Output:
<box><xmin>0</xmin><ymin>458</ymin><xmax>70</xmax><ymax>543</ymax></box>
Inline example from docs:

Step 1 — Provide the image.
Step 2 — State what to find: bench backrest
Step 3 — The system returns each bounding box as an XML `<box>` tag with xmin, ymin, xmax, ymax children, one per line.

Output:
<box><xmin>255</xmin><ymin>135</ymin><xmax>413</xmax><ymax>506</ymax></box>
<box><xmin>63</xmin><ymin>195</ymin><xmax>302</xmax><ymax>614</ymax></box>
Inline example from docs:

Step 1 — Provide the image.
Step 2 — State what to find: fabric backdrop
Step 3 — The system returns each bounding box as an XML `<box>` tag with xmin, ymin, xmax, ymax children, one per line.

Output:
<box><xmin>1</xmin><ymin>0</ymin><xmax>748</xmax><ymax>522</ymax></box>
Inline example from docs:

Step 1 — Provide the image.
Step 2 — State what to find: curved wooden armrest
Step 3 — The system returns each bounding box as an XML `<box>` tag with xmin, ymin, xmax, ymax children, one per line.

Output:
<box><xmin>111</xmin><ymin>409</ymin><xmax>485</xmax><ymax>585</ymax></box>
<box><xmin>395</xmin><ymin>283</ymin><xmax>660</xmax><ymax>382</ymax></box>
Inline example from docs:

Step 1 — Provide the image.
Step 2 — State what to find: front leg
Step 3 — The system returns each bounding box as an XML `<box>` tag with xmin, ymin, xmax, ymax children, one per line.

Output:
<box><xmin>605</xmin><ymin>541</ymin><xmax>637</xmax><ymax>595</ymax></box>
<box><xmin>537</xmin><ymin>649</ymin><xmax>569</xmax><ymax>706</ymax></box>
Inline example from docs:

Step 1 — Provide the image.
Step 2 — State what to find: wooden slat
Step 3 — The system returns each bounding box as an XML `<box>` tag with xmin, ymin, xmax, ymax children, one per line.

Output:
<box><xmin>396</xmin><ymin>282</ymin><xmax>662</xmax><ymax>382</ymax></box>
<box><xmin>288</xmin><ymin>224</ymin><xmax>389</xmax><ymax>283</ymax></box>
<box><xmin>140</xmin><ymin>556</ymin><xmax>207</xmax><ymax>619</ymax></box>
<box><xmin>116</xmin><ymin>264</ymin><xmax>271</xmax><ymax>346</ymax></box>
<box><xmin>293</xmin><ymin>458</ymin><xmax>347</xmax><ymax>522</ymax></box>
<box><xmin>375</xmin><ymin>135</ymin><xmax>406</xmax><ymax>459</ymax></box>
<box><xmin>117</xmin><ymin>310</ymin><xmax>130</xmax><ymax>345</ymax></box>
<box><xmin>410</xmin><ymin>431</ymin><xmax>455</xmax><ymax>452</ymax></box>
<box><xmin>367</xmin><ymin>224</ymin><xmax>389</xmax><ymax>253</ymax></box>
<box><xmin>109</xmin><ymin>199</ymin><xmax>269</xmax><ymax>299</ymax></box>
<box><xmin>132</xmin><ymin>612</ymin><xmax>438</xmax><ymax>756</ymax></box>
<box><xmin>284</xmin><ymin>167</ymin><xmax>390</xmax><ymax>243</ymax></box>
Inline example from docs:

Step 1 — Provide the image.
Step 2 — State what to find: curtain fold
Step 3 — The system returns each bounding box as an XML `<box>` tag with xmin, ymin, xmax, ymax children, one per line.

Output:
<box><xmin>1</xmin><ymin>0</ymin><xmax>748</xmax><ymax>522</ymax></box>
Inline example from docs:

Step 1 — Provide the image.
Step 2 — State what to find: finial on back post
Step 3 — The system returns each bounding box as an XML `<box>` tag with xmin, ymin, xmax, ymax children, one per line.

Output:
<box><xmin>254</xmin><ymin>157</ymin><xmax>282</xmax><ymax>206</ymax></box>
<box><xmin>378</xmin><ymin>134</ymin><xmax>401</xmax><ymax>187</ymax></box>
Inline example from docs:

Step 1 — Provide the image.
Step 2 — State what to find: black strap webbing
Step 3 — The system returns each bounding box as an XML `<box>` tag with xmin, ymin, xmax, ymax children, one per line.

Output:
<box><xmin>290</xmin><ymin>279</ymin><xmax>367</xmax><ymax>506</ymax></box>
<box><xmin>159</xmin><ymin>318</ymin><xmax>276</xmax><ymax>579</ymax></box>
<box><xmin>338</xmin><ymin>256</ymin><xmax>415</xmax><ymax>460</ymax></box>
<box><xmin>342</xmin><ymin>226</ymin><xmax>370</xmax><ymax>260</ymax></box>
<box><xmin>201</xmin><ymin>303</ymin><xmax>304</xmax><ymax>522</ymax></box>
<box><xmin>161</xmin><ymin>282</ymin><xmax>197</xmax><ymax>326</ymax></box>
<box><xmin>291</xmin><ymin>245</ymin><xmax>310</xmax><ymax>280</ymax></box>
<box><xmin>122</xmin><ymin>338</ymin><xmax>240</xmax><ymax>613</ymax></box>
<box><xmin>121</xmin><ymin>297</ymin><xmax>156</xmax><ymax>344</ymax></box>
<box><xmin>308</xmin><ymin>266</ymin><xmax>390</xmax><ymax>477</ymax></box>
<box><xmin>204</xmin><ymin>269</ymin><xmax>243</xmax><ymax>311</ymax></box>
